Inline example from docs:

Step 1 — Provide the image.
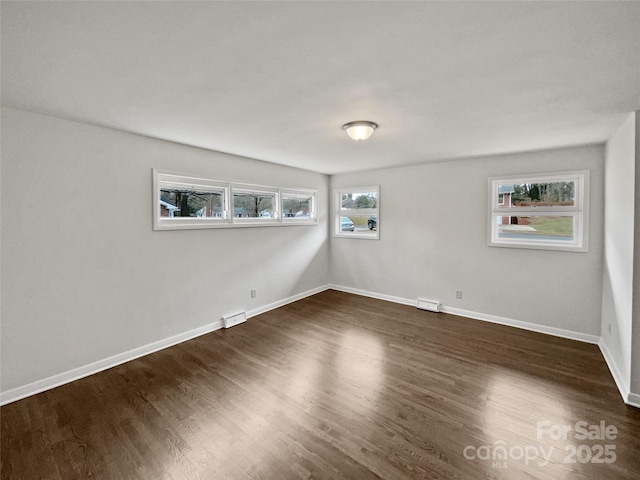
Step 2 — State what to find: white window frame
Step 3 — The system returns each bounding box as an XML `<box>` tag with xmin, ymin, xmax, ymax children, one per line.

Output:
<box><xmin>281</xmin><ymin>188</ymin><xmax>318</xmax><ymax>224</ymax></box>
<box><xmin>333</xmin><ymin>185</ymin><xmax>380</xmax><ymax>239</ymax></box>
<box><xmin>153</xmin><ymin>169</ymin><xmax>318</xmax><ymax>230</ymax></box>
<box><xmin>153</xmin><ymin>170</ymin><xmax>231</xmax><ymax>230</ymax></box>
<box><xmin>488</xmin><ymin>170</ymin><xmax>589</xmax><ymax>252</ymax></box>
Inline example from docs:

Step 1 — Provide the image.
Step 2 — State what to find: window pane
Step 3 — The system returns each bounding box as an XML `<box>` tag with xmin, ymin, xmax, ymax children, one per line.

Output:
<box><xmin>340</xmin><ymin>192</ymin><xmax>377</xmax><ymax>210</ymax></box>
<box><xmin>334</xmin><ymin>185</ymin><xmax>379</xmax><ymax>239</ymax></box>
<box><xmin>497</xmin><ymin>215</ymin><xmax>574</xmax><ymax>241</ymax></box>
<box><xmin>339</xmin><ymin>215</ymin><xmax>377</xmax><ymax>234</ymax></box>
<box><xmin>160</xmin><ymin>188</ymin><xmax>223</xmax><ymax>218</ymax></box>
<box><xmin>497</xmin><ymin>181</ymin><xmax>575</xmax><ymax>208</ymax></box>
<box><xmin>283</xmin><ymin>195</ymin><xmax>312</xmax><ymax>218</ymax></box>
<box><xmin>233</xmin><ymin>193</ymin><xmax>275</xmax><ymax>218</ymax></box>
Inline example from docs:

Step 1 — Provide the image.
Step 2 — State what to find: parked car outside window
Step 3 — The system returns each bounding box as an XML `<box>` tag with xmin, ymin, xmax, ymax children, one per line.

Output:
<box><xmin>368</xmin><ymin>215</ymin><xmax>377</xmax><ymax>230</ymax></box>
<box><xmin>341</xmin><ymin>216</ymin><xmax>355</xmax><ymax>231</ymax></box>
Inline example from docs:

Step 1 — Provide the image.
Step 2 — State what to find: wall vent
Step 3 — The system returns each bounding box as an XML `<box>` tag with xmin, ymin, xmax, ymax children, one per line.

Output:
<box><xmin>223</xmin><ymin>312</ymin><xmax>247</xmax><ymax>329</ymax></box>
<box><xmin>417</xmin><ymin>299</ymin><xmax>441</xmax><ymax>313</ymax></box>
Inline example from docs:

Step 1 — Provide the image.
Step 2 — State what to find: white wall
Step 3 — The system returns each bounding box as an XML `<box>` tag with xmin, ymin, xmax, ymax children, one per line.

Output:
<box><xmin>331</xmin><ymin>145</ymin><xmax>605</xmax><ymax>337</ymax></box>
<box><xmin>0</xmin><ymin>107</ymin><xmax>330</xmax><ymax>395</ymax></box>
<box><xmin>632</xmin><ymin>112</ymin><xmax>640</xmax><ymax>398</ymax></box>
<box><xmin>600</xmin><ymin>113</ymin><xmax>635</xmax><ymax>396</ymax></box>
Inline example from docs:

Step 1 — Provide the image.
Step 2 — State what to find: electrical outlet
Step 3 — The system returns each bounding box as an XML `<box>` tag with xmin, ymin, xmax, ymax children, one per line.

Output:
<box><xmin>456</xmin><ymin>290</ymin><xmax>463</xmax><ymax>299</ymax></box>
<box><xmin>251</xmin><ymin>289</ymin><xmax>257</xmax><ymax>298</ymax></box>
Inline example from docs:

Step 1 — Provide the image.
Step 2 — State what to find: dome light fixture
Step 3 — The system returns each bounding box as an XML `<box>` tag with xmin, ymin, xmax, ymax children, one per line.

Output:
<box><xmin>342</xmin><ymin>121</ymin><xmax>378</xmax><ymax>141</ymax></box>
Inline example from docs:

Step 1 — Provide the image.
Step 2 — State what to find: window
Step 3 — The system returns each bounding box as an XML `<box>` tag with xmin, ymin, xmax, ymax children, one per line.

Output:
<box><xmin>154</xmin><ymin>171</ymin><xmax>230</xmax><ymax>230</ymax></box>
<box><xmin>153</xmin><ymin>170</ymin><xmax>318</xmax><ymax>230</ymax></box>
<box><xmin>282</xmin><ymin>189</ymin><xmax>317</xmax><ymax>223</ymax></box>
<box><xmin>232</xmin><ymin>185</ymin><xmax>279</xmax><ymax>223</ymax></box>
<box><xmin>334</xmin><ymin>186</ymin><xmax>379</xmax><ymax>239</ymax></box>
<box><xmin>488</xmin><ymin>171</ymin><xmax>589</xmax><ymax>252</ymax></box>
<box><xmin>161</xmin><ymin>186</ymin><xmax>225</xmax><ymax>218</ymax></box>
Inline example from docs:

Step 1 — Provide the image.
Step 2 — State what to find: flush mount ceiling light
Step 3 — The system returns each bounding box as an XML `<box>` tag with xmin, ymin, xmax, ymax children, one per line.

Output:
<box><xmin>342</xmin><ymin>121</ymin><xmax>378</xmax><ymax>141</ymax></box>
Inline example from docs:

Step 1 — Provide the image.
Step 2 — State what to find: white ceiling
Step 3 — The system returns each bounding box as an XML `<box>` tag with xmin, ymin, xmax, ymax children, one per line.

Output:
<box><xmin>2</xmin><ymin>1</ymin><xmax>639</xmax><ymax>175</ymax></box>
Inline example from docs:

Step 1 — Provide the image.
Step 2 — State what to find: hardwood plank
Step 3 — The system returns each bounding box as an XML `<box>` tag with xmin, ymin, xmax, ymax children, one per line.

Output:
<box><xmin>2</xmin><ymin>290</ymin><xmax>639</xmax><ymax>479</ymax></box>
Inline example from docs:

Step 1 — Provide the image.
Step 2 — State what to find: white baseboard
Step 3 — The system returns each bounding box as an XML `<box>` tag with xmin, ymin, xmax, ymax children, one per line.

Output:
<box><xmin>247</xmin><ymin>285</ymin><xmax>330</xmax><ymax>318</ymax></box>
<box><xmin>627</xmin><ymin>392</ymin><xmax>640</xmax><ymax>408</ymax></box>
<box><xmin>0</xmin><ymin>285</ymin><xmax>330</xmax><ymax>406</ymax></box>
<box><xmin>442</xmin><ymin>305</ymin><xmax>600</xmax><ymax>344</ymax></box>
<box><xmin>328</xmin><ymin>284</ymin><xmax>416</xmax><ymax>307</ymax></box>
<box><xmin>598</xmin><ymin>338</ymin><xmax>630</xmax><ymax>404</ymax></box>
<box><xmin>329</xmin><ymin>284</ymin><xmax>599</xmax><ymax>344</ymax></box>
<box><xmin>597</xmin><ymin>339</ymin><xmax>640</xmax><ymax>408</ymax></box>
<box><xmin>0</xmin><ymin>319</ymin><xmax>224</xmax><ymax>406</ymax></box>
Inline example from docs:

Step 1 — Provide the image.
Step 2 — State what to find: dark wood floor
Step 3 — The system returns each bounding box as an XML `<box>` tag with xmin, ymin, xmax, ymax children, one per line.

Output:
<box><xmin>2</xmin><ymin>290</ymin><xmax>640</xmax><ymax>479</ymax></box>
